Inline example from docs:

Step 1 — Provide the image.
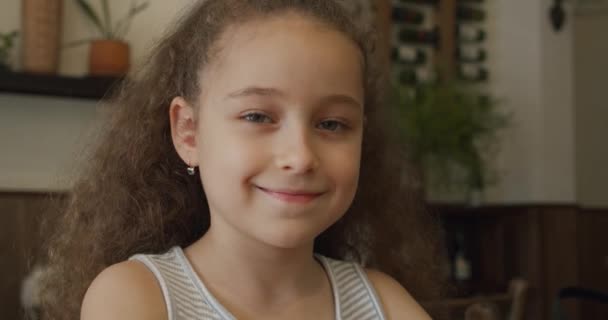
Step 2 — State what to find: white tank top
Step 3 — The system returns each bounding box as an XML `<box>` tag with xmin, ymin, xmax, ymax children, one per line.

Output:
<box><xmin>130</xmin><ymin>246</ymin><xmax>387</xmax><ymax>320</ymax></box>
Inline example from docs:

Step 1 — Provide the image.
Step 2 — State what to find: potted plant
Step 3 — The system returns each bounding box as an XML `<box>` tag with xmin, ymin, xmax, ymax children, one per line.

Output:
<box><xmin>0</xmin><ymin>31</ymin><xmax>18</xmax><ymax>72</ymax></box>
<box><xmin>392</xmin><ymin>81</ymin><xmax>510</xmax><ymax>205</ymax></box>
<box><xmin>73</xmin><ymin>0</ymin><xmax>149</xmax><ymax>76</ymax></box>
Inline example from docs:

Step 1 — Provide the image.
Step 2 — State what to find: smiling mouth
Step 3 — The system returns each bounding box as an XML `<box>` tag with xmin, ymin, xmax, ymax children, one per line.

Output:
<box><xmin>256</xmin><ymin>186</ymin><xmax>324</xmax><ymax>204</ymax></box>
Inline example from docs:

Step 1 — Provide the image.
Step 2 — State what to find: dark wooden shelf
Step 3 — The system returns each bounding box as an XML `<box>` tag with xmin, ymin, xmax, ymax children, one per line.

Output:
<box><xmin>0</xmin><ymin>71</ymin><xmax>121</xmax><ymax>100</ymax></box>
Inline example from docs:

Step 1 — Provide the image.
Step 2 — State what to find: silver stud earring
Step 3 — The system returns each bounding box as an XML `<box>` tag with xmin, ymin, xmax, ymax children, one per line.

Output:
<box><xmin>187</xmin><ymin>166</ymin><xmax>196</xmax><ymax>176</ymax></box>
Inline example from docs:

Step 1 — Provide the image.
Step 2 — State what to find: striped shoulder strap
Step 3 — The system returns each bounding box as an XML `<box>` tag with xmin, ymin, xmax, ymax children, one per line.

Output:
<box><xmin>129</xmin><ymin>247</ymin><xmax>225</xmax><ymax>320</ymax></box>
<box><xmin>317</xmin><ymin>255</ymin><xmax>387</xmax><ymax>320</ymax></box>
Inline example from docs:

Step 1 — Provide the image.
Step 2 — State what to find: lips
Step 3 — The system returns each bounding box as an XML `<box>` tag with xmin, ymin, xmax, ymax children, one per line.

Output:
<box><xmin>256</xmin><ymin>186</ymin><xmax>324</xmax><ymax>204</ymax></box>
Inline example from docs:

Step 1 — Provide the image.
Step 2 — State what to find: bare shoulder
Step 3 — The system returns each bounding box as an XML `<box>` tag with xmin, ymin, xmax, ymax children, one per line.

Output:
<box><xmin>365</xmin><ymin>269</ymin><xmax>432</xmax><ymax>320</ymax></box>
<box><xmin>81</xmin><ymin>260</ymin><xmax>167</xmax><ymax>320</ymax></box>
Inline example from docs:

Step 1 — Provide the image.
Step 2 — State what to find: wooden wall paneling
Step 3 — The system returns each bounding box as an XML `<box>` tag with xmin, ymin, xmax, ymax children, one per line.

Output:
<box><xmin>0</xmin><ymin>193</ymin><xmax>53</xmax><ymax>320</ymax></box>
<box><xmin>434</xmin><ymin>203</ymin><xmax>608</xmax><ymax>320</ymax></box>
<box><xmin>507</xmin><ymin>207</ymin><xmax>544</xmax><ymax>320</ymax></box>
<box><xmin>0</xmin><ymin>194</ymin><xmax>24</xmax><ymax>320</ymax></box>
<box><xmin>472</xmin><ymin>206</ymin><xmax>545</xmax><ymax>320</ymax></box>
<box><xmin>541</xmin><ymin>206</ymin><xmax>581</xmax><ymax>320</ymax></box>
<box><xmin>439</xmin><ymin>206</ymin><xmax>547</xmax><ymax>319</ymax></box>
<box><xmin>578</xmin><ymin>209</ymin><xmax>608</xmax><ymax>319</ymax></box>
<box><xmin>477</xmin><ymin>213</ymin><xmax>506</xmax><ymax>293</ymax></box>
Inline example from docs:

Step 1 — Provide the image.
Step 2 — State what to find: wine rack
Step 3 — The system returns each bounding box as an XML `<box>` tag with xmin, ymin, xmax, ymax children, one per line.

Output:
<box><xmin>390</xmin><ymin>0</ymin><xmax>490</xmax><ymax>85</ymax></box>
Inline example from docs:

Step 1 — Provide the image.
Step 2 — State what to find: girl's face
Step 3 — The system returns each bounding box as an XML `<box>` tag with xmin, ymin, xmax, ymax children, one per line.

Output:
<box><xmin>172</xmin><ymin>12</ymin><xmax>365</xmax><ymax>249</ymax></box>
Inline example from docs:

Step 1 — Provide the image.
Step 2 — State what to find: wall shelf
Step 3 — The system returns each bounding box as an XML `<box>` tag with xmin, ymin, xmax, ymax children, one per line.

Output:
<box><xmin>0</xmin><ymin>71</ymin><xmax>120</xmax><ymax>100</ymax></box>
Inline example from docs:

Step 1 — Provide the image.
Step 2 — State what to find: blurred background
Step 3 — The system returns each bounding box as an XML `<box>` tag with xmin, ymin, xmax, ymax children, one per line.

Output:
<box><xmin>0</xmin><ymin>0</ymin><xmax>607</xmax><ymax>319</ymax></box>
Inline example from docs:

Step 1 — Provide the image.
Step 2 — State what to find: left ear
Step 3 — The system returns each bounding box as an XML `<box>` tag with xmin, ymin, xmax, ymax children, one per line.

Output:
<box><xmin>169</xmin><ymin>96</ymin><xmax>198</xmax><ymax>167</ymax></box>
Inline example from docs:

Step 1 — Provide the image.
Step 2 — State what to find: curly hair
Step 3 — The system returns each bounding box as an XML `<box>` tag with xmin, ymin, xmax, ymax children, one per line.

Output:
<box><xmin>39</xmin><ymin>0</ymin><xmax>448</xmax><ymax>319</ymax></box>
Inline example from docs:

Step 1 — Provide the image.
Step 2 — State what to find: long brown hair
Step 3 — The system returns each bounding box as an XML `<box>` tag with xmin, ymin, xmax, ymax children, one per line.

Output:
<box><xmin>40</xmin><ymin>1</ymin><xmax>447</xmax><ymax>319</ymax></box>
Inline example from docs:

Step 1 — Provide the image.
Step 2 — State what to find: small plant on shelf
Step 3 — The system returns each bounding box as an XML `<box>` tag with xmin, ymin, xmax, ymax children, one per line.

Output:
<box><xmin>392</xmin><ymin>80</ymin><xmax>510</xmax><ymax>204</ymax></box>
<box><xmin>74</xmin><ymin>0</ymin><xmax>149</xmax><ymax>41</ymax></box>
<box><xmin>0</xmin><ymin>30</ymin><xmax>18</xmax><ymax>72</ymax></box>
<box><xmin>70</xmin><ymin>0</ymin><xmax>150</xmax><ymax>76</ymax></box>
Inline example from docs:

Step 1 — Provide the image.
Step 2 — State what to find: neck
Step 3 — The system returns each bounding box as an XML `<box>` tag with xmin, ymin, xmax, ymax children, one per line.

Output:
<box><xmin>185</xmin><ymin>219</ymin><xmax>326</xmax><ymax>309</ymax></box>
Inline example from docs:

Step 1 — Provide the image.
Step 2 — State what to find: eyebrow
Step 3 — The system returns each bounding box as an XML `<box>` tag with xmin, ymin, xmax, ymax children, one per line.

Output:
<box><xmin>226</xmin><ymin>86</ymin><xmax>284</xmax><ymax>99</ymax></box>
<box><xmin>225</xmin><ymin>86</ymin><xmax>363</xmax><ymax>110</ymax></box>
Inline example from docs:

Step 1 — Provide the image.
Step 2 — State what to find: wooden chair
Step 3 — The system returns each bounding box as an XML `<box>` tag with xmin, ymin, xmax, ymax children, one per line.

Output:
<box><xmin>425</xmin><ymin>279</ymin><xmax>528</xmax><ymax>320</ymax></box>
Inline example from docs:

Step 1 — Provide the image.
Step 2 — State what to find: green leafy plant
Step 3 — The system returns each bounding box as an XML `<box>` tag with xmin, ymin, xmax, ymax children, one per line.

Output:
<box><xmin>71</xmin><ymin>0</ymin><xmax>149</xmax><ymax>43</ymax></box>
<box><xmin>0</xmin><ymin>30</ymin><xmax>18</xmax><ymax>71</ymax></box>
<box><xmin>392</xmin><ymin>81</ymin><xmax>510</xmax><ymax>197</ymax></box>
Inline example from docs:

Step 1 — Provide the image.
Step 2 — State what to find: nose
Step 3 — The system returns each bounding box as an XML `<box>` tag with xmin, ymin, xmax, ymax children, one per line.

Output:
<box><xmin>274</xmin><ymin>125</ymin><xmax>320</xmax><ymax>174</ymax></box>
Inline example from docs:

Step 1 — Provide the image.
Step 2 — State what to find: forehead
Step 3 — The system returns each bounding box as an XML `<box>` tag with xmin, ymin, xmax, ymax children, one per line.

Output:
<box><xmin>199</xmin><ymin>12</ymin><xmax>364</xmax><ymax>103</ymax></box>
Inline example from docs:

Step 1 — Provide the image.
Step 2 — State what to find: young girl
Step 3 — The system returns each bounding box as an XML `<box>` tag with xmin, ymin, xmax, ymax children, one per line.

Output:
<box><xmin>40</xmin><ymin>0</ymin><xmax>447</xmax><ymax>319</ymax></box>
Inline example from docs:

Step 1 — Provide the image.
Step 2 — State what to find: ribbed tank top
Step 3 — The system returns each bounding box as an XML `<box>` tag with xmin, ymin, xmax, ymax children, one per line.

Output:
<box><xmin>130</xmin><ymin>246</ymin><xmax>387</xmax><ymax>320</ymax></box>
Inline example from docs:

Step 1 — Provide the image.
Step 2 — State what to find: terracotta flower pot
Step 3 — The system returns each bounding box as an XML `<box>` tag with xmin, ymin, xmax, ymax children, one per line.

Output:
<box><xmin>89</xmin><ymin>40</ymin><xmax>130</xmax><ymax>77</ymax></box>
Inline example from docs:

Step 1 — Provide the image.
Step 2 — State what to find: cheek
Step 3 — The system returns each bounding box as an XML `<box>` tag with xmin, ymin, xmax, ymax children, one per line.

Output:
<box><xmin>197</xmin><ymin>121</ymin><xmax>266</xmax><ymax>187</ymax></box>
<box><xmin>326</xmin><ymin>142</ymin><xmax>361</xmax><ymax>195</ymax></box>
